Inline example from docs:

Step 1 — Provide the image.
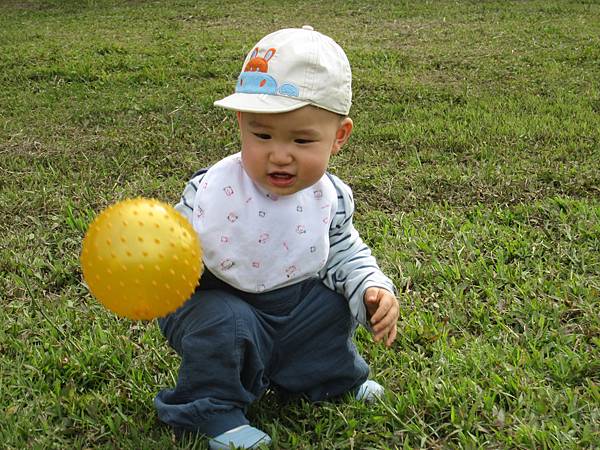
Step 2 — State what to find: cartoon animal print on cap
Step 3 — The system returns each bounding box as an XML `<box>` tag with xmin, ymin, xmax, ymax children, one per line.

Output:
<box><xmin>244</xmin><ymin>48</ymin><xmax>276</xmax><ymax>73</ymax></box>
<box><xmin>235</xmin><ymin>47</ymin><xmax>300</xmax><ymax>97</ymax></box>
<box><xmin>237</xmin><ymin>48</ymin><xmax>278</xmax><ymax>95</ymax></box>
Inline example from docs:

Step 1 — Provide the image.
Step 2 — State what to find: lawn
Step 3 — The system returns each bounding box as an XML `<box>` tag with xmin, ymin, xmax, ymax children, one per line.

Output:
<box><xmin>1</xmin><ymin>0</ymin><xmax>599</xmax><ymax>448</ymax></box>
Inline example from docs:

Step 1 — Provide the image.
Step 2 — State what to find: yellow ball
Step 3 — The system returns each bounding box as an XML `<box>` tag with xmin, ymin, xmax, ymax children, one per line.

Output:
<box><xmin>80</xmin><ymin>198</ymin><xmax>203</xmax><ymax>320</ymax></box>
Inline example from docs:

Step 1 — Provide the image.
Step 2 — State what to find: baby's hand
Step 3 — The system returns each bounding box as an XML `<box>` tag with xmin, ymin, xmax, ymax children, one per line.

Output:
<box><xmin>364</xmin><ymin>287</ymin><xmax>399</xmax><ymax>347</ymax></box>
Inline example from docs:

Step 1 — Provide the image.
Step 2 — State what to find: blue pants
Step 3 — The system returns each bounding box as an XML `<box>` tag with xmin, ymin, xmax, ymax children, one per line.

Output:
<box><xmin>154</xmin><ymin>270</ymin><xmax>369</xmax><ymax>437</ymax></box>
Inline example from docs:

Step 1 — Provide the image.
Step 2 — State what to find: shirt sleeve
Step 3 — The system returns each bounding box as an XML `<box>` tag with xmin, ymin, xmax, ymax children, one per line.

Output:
<box><xmin>174</xmin><ymin>169</ymin><xmax>207</xmax><ymax>224</ymax></box>
<box><xmin>319</xmin><ymin>173</ymin><xmax>397</xmax><ymax>329</ymax></box>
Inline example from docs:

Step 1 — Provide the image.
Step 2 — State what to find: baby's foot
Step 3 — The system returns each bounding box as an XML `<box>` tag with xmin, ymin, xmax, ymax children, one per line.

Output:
<box><xmin>355</xmin><ymin>380</ymin><xmax>384</xmax><ymax>402</ymax></box>
<box><xmin>209</xmin><ymin>424</ymin><xmax>271</xmax><ymax>449</ymax></box>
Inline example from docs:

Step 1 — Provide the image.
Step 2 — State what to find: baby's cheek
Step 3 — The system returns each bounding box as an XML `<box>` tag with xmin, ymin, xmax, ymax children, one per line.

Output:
<box><xmin>304</xmin><ymin>157</ymin><xmax>329</xmax><ymax>182</ymax></box>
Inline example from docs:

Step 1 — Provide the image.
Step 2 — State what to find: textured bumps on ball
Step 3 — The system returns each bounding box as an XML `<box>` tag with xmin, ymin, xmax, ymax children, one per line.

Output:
<box><xmin>80</xmin><ymin>198</ymin><xmax>203</xmax><ymax>320</ymax></box>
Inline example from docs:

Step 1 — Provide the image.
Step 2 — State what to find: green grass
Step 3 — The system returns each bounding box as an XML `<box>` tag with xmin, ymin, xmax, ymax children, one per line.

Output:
<box><xmin>1</xmin><ymin>0</ymin><xmax>599</xmax><ymax>448</ymax></box>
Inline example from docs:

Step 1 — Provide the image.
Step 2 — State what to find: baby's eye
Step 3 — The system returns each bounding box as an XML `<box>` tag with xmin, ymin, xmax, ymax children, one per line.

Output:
<box><xmin>294</xmin><ymin>139</ymin><xmax>314</xmax><ymax>144</ymax></box>
<box><xmin>254</xmin><ymin>133</ymin><xmax>271</xmax><ymax>140</ymax></box>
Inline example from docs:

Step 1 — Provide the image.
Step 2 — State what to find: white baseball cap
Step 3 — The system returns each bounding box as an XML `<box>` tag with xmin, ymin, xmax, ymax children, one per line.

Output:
<box><xmin>214</xmin><ymin>26</ymin><xmax>352</xmax><ymax>115</ymax></box>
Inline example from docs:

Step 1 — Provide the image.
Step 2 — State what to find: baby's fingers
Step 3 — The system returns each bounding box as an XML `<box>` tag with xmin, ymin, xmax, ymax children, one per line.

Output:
<box><xmin>369</xmin><ymin>296</ymin><xmax>393</xmax><ymax>325</ymax></box>
<box><xmin>385</xmin><ymin>323</ymin><xmax>397</xmax><ymax>347</ymax></box>
<box><xmin>373</xmin><ymin>313</ymin><xmax>398</xmax><ymax>346</ymax></box>
<box><xmin>372</xmin><ymin>309</ymin><xmax>396</xmax><ymax>333</ymax></box>
<box><xmin>371</xmin><ymin>295</ymin><xmax>399</xmax><ymax>346</ymax></box>
<box><xmin>373</xmin><ymin>321</ymin><xmax>396</xmax><ymax>346</ymax></box>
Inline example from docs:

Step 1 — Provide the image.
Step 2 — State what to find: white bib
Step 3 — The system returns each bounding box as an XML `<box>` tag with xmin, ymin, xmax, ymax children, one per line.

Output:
<box><xmin>192</xmin><ymin>153</ymin><xmax>338</xmax><ymax>293</ymax></box>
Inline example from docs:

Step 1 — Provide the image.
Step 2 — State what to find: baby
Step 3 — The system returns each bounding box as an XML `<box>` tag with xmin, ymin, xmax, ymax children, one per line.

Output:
<box><xmin>155</xmin><ymin>26</ymin><xmax>399</xmax><ymax>449</ymax></box>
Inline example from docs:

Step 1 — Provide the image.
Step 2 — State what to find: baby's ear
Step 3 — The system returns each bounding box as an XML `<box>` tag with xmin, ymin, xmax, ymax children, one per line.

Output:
<box><xmin>331</xmin><ymin>117</ymin><xmax>353</xmax><ymax>155</ymax></box>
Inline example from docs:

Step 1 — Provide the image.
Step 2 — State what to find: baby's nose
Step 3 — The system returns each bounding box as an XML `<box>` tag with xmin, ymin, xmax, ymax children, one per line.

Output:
<box><xmin>269</xmin><ymin>147</ymin><xmax>293</xmax><ymax>165</ymax></box>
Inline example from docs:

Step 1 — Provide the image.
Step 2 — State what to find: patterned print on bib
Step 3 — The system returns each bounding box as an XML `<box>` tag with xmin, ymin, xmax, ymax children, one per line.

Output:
<box><xmin>192</xmin><ymin>153</ymin><xmax>338</xmax><ymax>293</ymax></box>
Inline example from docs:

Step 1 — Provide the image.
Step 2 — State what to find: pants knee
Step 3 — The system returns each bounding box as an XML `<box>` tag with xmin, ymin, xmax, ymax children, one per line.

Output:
<box><xmin>302</xmin><ymin>282</ymin><xmax>354</xmax><ymax>335</ymax></box>
<box><xmin>159</xmin><ymin>290</ymin><xmax>253</xmax><ymax>354</ymax></box>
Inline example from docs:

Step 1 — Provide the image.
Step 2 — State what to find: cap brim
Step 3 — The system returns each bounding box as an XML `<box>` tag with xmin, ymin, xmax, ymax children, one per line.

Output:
<box><xmin>214</xmin><ymin>93</ymin><xmax>311</xmax><ymax>113</ymax></box>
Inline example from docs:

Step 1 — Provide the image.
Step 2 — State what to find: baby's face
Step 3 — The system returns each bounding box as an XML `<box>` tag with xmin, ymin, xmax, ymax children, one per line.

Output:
<box><xmin>238</xmin><ymin>106</ymin><xmax>352</xmax><ymax>196</ymax></box>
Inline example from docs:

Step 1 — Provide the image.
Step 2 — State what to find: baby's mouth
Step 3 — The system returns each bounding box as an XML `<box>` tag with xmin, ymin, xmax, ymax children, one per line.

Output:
<box><xmin>268</xmin><ymin>172</ymin><xmax>295</xmax><ymax>186</ymax></box>
<box><xmin>269</xmin><ymin>172</ymin><xmax>293</xmax><ymax>179</ymax></box>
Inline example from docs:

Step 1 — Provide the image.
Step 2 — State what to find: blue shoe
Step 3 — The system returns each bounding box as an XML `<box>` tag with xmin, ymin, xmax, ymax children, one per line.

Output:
<box><xmin>209</xmin><ymin>425</ymin><xmax>271</xmax><ymax>449</ymax></box>
<box><xmin>355</xmin><ymin>380</ymin><xmax>384</xmax><ymax>402</ymax></box>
